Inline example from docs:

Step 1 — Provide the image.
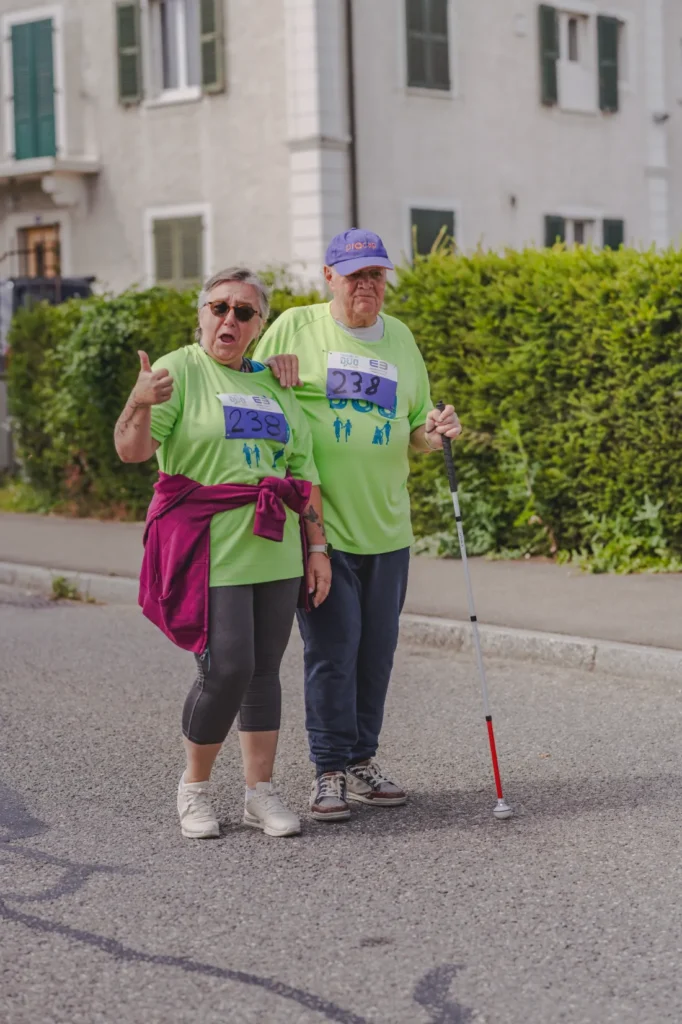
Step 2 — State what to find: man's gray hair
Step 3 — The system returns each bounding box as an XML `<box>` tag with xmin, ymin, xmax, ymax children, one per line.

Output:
<box><xmin>198</xmin><ymin>267</ymin><xmax>270</xmax><ymax>320</ymax></box>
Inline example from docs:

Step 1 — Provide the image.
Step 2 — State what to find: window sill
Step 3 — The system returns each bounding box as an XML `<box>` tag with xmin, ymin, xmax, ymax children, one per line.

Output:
<box><xmin>144</xmin><ymin>87</ymin><xmax>202</xmax><ymax>109</ymax></box>
<box><xmin>0</xmin><ymin>155</ymin><xmax>100</xmax><ymax>183</ymax></box>
<box><xmin>405</xmin><ymin>86</ymin><xmax>455</xmax><ymax>101</ymax></box>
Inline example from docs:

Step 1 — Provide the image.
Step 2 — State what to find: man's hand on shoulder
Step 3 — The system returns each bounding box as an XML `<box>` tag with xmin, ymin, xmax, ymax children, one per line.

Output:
<box><xmin>263</xmin><ymin>354</ymin><xmax>302</xmax><ymax>389</ymax></box>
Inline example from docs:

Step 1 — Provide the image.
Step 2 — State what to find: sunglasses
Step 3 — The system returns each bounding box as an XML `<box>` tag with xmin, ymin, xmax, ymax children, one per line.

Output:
<box><xmin>204</xmin><ymin>300</ymin><xmax>260</xmax><ymax>323</ymax></box>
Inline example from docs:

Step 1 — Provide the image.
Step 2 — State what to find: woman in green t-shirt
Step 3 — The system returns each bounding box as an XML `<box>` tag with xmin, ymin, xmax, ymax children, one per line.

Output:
<box><xmin>114</xmin><ymin>268</ymin><xmax>331</xmax><ymax>841</ymax></box>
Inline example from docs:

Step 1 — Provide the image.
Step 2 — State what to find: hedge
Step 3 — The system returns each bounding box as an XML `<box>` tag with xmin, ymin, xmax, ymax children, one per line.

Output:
<box><xmin>385</xmin><ymin>246</ymin><xmax>682</xmax><ymax>570</ymax></box>
<box><xmin>6</xmin><ymin>248</ymin><xmax>682</xmax><ymax>570</ymax></box>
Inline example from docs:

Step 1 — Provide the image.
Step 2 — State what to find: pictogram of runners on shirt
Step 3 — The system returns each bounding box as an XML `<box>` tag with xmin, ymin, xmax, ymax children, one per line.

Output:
<box><xmin>333</xmin><ymin>417</ymin><xmax>392</xmax><ymax>445</ymax></box>
<box><xmin>333</xmin><ymin>417</ymin><xmax>353</xmax><ymax>443</ymax></box>
<box><xmin>242</xmin><ymin>443</ymin><xmax>262</xmax><ymax>468</ymax></box>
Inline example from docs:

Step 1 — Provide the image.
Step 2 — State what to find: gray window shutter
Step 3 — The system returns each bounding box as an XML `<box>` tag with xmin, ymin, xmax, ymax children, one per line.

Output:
<box><xmin>153</xmin><ymin>218</ymin><xmax>203</xmax><ymax>288</ymax></box>
<box><xmin>544</xmin><ymin>215</ymin><xmax>566</xmax><ymax>246</ymax></box>
<box><xmin>201</xmin><ymin>0</ymin><xmax>225</xmax><ymax>94</ymax></box>
<box><xmin>539</xmin><ymin>5</ymin><xmax>558</xmax><ymax>107</ymax></box>
<box><xmin>154</xmin><ymin>220</ymin><xmax>176</xmax><ymax>284</ymax></box>
<box><xmin>179</xmin><ymin>218</ymin><xmax>203</xmax><ymax>282</ymax></box>
<box><xmin>598</xmin><ymin>16</ymin><xmax>619</xmax><ymax>113</ymax></box>
<box><xmin>603</xmin><ymin>219</ymin><xmax>624</xmax><ymax>249</ymax></box>
<box><xmin>411</xmin><ymin>208</ymin><xmax>455</xmax><ymax>256</ymax></box>
<box><xmin>116</xmin><ymin>2</ymin><xmax>142</xmax><ymax>105</ymax></box>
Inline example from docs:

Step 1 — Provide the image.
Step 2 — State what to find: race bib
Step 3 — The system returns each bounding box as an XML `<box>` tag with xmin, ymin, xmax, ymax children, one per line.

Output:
<box><xmin>217</xmin><ymin>393</ymin><xmax>290</xmax><ymax>443</ymax></box>
<box><xmin>326</xmin><ymin>352</ymin><xmax>398</xmax><ymax>408</ymax></box>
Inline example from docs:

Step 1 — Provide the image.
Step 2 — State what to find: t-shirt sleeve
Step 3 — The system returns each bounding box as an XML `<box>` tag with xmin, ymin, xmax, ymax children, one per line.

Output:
<box><xmin>149</xmin><ymin>352</ymin><xmax>183</xmax><ymax>444</ymax></box>
<box><xmin>283</xmin><ymin>391</ymin><xmax>320</xmax><ymax>486</ymax></box>
<box><xmin>252</xmin><ymin>310</ymin><xmax>295</xmax><ymax>363</ymax></box>
<box><xmin>408</xmin><ymin>343</ymin><xmax>434</xmax><ymax>431</ymax></box>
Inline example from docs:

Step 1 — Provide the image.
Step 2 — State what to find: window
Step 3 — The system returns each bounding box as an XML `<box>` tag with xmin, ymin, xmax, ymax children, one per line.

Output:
<box><xmin>10</xmin><ymin>18</ymin><xmax>56</xmax><ymax>160</ymax></box>
<box><xmin>152</xmin><ymin>216</ymin><xmax>204</xmax><ymax>288</ymax></box>
<box><xmin>411</xmin><ymin>208</ymin><xmax>455</xmax><ymax>256</ymax></box>
<box><xmin>544</xmin><ymin>215</ymin><xmax>624</xmax><ymax>248</ymax></box>
<box><xmin>153</xmin><ymin>0</ymin><xmax>200</xmax><ymax>95</ymax></box>
<box><xmin>18</xmin><ymin>224</ymin><xmax>61</xmax><ymax>277</ymax></box>
<box><xmin>116</xmin><ymin>0</ymin><xmax>225</xmax><ymax>105</ymax></box>
<box><xmin>567</xmin><ymin>17</ymin><xmax>579</xmax><ymax>62</ymax></box>
<box><xmin>406</xmin><ymin>0</ymin><xmax>450</xmax><ymax>91</ymax></box>
<box><xmin>539</xmin><ymin>5</ymin><xmax>622</xmax><ymax>114</ymax></box>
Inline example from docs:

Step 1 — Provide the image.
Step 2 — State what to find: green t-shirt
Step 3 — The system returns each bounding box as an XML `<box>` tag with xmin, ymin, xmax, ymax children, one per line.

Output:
<box><xmin>149</xmin><ymin>344</ymin><xmax>319</xmax><ymax>587</ymax></box>
<box><xmin>254</xmin><ymin>303</ymin><xmax>432</xmax><ymax>555</ymax></box>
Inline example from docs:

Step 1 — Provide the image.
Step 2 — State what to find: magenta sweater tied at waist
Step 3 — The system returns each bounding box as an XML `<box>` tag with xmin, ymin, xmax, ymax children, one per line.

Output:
<box><xmin>139</xmin><ymin>471</ymin><xmax>313</xmax><ymax>654</ymax></box>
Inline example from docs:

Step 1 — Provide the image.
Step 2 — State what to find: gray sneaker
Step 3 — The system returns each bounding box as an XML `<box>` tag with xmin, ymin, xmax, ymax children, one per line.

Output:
<box><xmin>345</xmin><ymin>760</ymin><xmax>407</xmax><ymax>806</ymax></box>
<box><xmin>309</xmin><ymin>771</ymin><xmax>351</xmax><ymax>822</ymax></box>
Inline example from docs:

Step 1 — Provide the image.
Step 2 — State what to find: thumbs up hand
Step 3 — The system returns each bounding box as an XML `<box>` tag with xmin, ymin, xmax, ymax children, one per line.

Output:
<box><xmin>132</xmin><ymin>351</ymin><xmax>174</xmax><ymax>406</ymax></box>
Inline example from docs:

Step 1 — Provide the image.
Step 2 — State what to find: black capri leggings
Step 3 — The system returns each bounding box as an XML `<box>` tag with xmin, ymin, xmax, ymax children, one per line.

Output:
<box><xmin>182</xmin><ymin>578</ymin><xmax>300</xmax><ymax>745</ymax></box>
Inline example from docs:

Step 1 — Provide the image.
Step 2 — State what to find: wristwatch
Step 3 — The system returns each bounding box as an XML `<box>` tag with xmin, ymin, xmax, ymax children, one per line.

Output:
<box><xmin>309</xmin><ymin>543</ymin><xmax>333</xmax><ymax>558</ymax></box>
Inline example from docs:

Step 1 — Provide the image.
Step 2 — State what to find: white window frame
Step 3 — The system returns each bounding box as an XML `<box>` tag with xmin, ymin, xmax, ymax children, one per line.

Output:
<box><xmin>553</xmin><ymin>206</ymin><xmax>605</xmax><ymax>247</ymax></box>
<box><xmin>399</xmin><ymin>0</ymin><xmax>459</xmax><ymax>99</ymax></box>
<box><xmin>143</xmin><ymin>202</ymin><xmax>212</xmax><ymax>287</ymax></box>
<box><xmin>1</xmin><ymin>5</ymin><xmax>67</xmax><ymax>163</ymax></box>
<box><xmin>141</xmin><ymin>0</ymin><xmax>202</xmax><ymax>106</ymax></box>
<box><xmin>404</xmin><ymin>198</ymin><xmax>461</xmax><ymax>260</ymax></box>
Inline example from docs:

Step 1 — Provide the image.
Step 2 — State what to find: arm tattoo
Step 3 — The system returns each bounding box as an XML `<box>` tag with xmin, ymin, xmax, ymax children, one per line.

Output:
<box><xmin>114</xmin><ymin>396</ymin><xmax>142</xmax><ymax>440</ymax></box>
<box><xmin>303</xmin><ymin>504</ymin><xmax>326</xmax><ymax>538</ymax></box>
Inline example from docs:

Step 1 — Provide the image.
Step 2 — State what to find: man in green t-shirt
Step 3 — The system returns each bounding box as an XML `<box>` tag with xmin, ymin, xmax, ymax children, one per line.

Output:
<box><xmin>254</xmin><ymin>229</ymin><xmax>461</xmax><ymax>822</ymax></box>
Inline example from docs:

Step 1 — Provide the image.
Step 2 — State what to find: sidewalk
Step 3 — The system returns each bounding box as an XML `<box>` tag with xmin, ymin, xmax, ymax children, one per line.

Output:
<box><xmin>1</xmin><ymin>510</ymin><xmax>680</xmax><ymax>651</ymax></box>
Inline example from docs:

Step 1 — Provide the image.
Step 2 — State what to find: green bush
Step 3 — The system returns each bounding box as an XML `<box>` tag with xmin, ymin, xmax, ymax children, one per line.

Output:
<box><xmin>385</xmin><ymin>245</ymin><xmax>682</xmax><ymax>569</ymax></box>
<box><xmin>6</xmin><ymin>282</ymin><xmax>321</xmax><ymax>518</ymax></box>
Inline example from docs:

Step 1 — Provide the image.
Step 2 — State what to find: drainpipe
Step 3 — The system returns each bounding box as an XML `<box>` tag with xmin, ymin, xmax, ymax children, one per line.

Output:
<box><xmin>344</xmin><ymin>0</ymin><xmax>359</xmax><ymax>228</ymax></box>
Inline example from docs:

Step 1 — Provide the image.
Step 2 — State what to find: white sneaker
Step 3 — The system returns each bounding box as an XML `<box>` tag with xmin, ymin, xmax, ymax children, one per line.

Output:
<box><xmin>243</xmin><ymin>782</ymin><xmax>301</xmax><ymax>837</ymax></box>
<box><xmin>177</xmin><ymin>775</ymin><xmax>220</xmax><ymax>839</ymax></box>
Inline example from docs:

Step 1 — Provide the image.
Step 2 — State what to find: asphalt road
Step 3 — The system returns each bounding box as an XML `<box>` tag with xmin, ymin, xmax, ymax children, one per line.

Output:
<box><xmin>1</xmin><ymin>584</ymin><xmax>681</xmax><ymax>1024</ymax></box>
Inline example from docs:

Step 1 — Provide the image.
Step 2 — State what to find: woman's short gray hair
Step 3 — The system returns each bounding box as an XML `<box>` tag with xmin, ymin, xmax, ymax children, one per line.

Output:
<box><xmin>198</xmin><ymin>267</ymin><xmax>270</xmax><ymax>320</ymax></box>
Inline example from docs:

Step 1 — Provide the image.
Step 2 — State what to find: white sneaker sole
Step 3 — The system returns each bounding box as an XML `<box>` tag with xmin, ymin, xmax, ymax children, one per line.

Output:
<box><xmin>243</xmin><ymin>812</ymin><xmax>301</xmax><ymax>837</ymax></box>
<box><xmin>346</xmin><ymin>791</ymin><xmax>408</xmax><ymax>807</ymax></box>
<box><xmin>180</xmin><ymin>824</ymin><xmax>220</xmax><ymax>839</ymax></box>
<box><xmin>309</xmin><ymin>805</ymin><xmax>352</xmax><ymax>822</ymax></box>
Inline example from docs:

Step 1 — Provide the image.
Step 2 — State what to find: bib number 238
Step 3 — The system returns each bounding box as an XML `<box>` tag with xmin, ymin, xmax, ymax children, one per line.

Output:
<box><xmin>326</xmin><ymin>352</ymin><xmax>398</xmax><ymax>409</ymax></box>
<box><xmin>217</xmin><ymin>393</ymin><xmax>290</xmax><ymax>444</ymax></box>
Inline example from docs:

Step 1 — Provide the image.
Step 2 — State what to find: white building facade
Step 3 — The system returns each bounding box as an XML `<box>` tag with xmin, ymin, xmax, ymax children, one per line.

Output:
<box><xmin>0</xmin><ymin>0</ymin><xmax>678</xmax><ymax>294</ymax></box>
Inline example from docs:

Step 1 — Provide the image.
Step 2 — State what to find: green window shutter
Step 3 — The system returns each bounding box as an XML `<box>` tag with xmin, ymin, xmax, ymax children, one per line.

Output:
<box><xmin>154</xmin><ymin>217</ymin><xmax>204</xmax><ymax>289</ymax></box>
<box><xmin>200</xmin><ymin>0</ymin><xmax>225</xmax><ymax>94</ymax></box>
<box><xmin>544</xmin><ymin>215</ymin><xmax>566</xmax><ymax>247</ymax></box>
<box><xmin>34</xmin><ymin>20</ymin><xmax>56</xmax><ymax>157</ymax></box>
<box><xmin>411</xmin><ymin>208</ymin><xmax>455</xmax><ymax>256</ymax></box>
<box><xmin>12</xmin><ymin>20</ymin><xmax>56</xmax><ymax>161</ymax></box>
<box><xmin>603</xmin><ymin>219</ymin><xmax>624</xmax><ymax>249</ymax></box>
<box><xmin>116</xmin><ymin>2</ymin><xmax>142</xmax><ymax>105</ymax></box>
<box><xmin>12</xmin><ymin>24</ymin><xmax>34</xmax><ymax>160</ymax></box>
<box><xmin>598</xmin><ymin>16</ymin><xmax>619</xmax><ymax>113</ymax></box>
<box><xmin>539</xmin><ymin>5</ymin><xmax>558</xmax><ymax>107</ymax></box>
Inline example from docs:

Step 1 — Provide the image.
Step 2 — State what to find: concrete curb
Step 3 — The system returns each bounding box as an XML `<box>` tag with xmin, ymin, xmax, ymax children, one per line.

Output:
<box><xmin>2</xmin><ymin>561</ymin><xmax>681</xmax><ymax>683</ymax></box>
<box><xmin>0</xmin><ymin>561</ymin><xmax>138</xmax><ymax>606</ymax></box>
<box><xmin>401</xmin><ymin>614</ymin><xmax>682</xmax><ymax>684</ymax></box>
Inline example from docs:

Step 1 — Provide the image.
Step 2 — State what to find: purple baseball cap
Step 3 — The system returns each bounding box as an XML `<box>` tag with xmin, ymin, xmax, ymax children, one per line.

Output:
<box><xmin>325</xmin><ymin>228</ymin><xmax>394</xmax><ymax>275</ymax></box>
